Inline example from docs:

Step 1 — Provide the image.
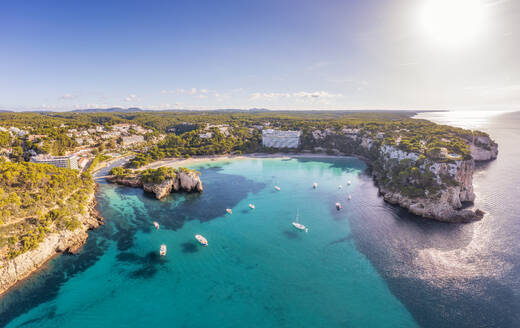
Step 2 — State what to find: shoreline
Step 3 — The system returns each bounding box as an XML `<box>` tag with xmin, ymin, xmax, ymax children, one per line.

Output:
<box><xmin>0</xmin><ymin>189</ymin><xmax>104</xmax><ymax>296</ymax></box>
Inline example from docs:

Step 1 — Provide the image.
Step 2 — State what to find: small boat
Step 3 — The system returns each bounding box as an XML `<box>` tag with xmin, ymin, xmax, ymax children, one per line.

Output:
<box><xmin>313</xmin><ymin>182</ymin><xmax>318</xmax><ymax>189</ymax></box>
<box><xmin>338</xmin><ymin>185</ymin><xmax>343</xmax><ymax>189</ymax></box>
<box><xmin>226</xmin><ymin>208</ymin><xmax>232</xmax><ymax>214</ymax></box>
<box><xmin>348</xmin><ymin>194</ymin><xmax>352</xmax><ymax>200</ymax></box>
<box><xmin>195</xmin><ymin>234</ymin><xmax>208</xmax><ymax>246</ymax></box>
<box><xmin>274</xmin><ymin>185</ymin><xmax>281</xmax><ymax>191</ymax></box>
<box><xmin>347</xmin><ymin>180</ymin><xmax>351</xmax><ymax>185</ymax></box>
<box><xmin>153</xmin><ymin>221</ymin><xmax>160</xmax><ymax>230</ymax></box>
<box><xmin>249</xmin><ymin>203</ymin><xmax>255</xmax><ymax>209</ymax></box>
<box><xmin>292</xmin><ymin>209</ymin><xmax>308</xmax><ymax>232</ymax></box>
<box><xmin>336</xmin><ymin>202</ymin><xmax>342</xmax><ymax>210</ymax></box>
<box><xmin>159</xmin><ymin>244</ymin><xmax>167</xmax><ymax>256</ymax></box>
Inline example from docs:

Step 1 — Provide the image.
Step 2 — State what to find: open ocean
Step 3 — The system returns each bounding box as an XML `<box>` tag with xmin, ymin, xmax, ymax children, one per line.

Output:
<box><xmin>0</xmin><ymin>110</ymin><xmax>519</xmax><ymax>327</ymax></box>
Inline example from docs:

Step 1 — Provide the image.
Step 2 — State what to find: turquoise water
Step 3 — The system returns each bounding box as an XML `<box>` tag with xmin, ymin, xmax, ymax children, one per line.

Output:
<box><xmin>2</xmin><ymin>157</ymin><xmax>417</xmax><ymax>327</ymax></box>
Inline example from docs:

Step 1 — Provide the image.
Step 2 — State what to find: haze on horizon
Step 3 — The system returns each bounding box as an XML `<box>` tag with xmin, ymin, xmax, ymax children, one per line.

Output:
<box><xmin>0</xmin><ymin>0</ymin><xmax>518</xmax><ymax>112</ymax></box>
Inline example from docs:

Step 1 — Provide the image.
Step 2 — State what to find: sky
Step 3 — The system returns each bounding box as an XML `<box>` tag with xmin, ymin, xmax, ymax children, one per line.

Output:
<box><xmin>0</xmin><ymin>0</ymin><xmax>518</xmax><ymax>111</ymax></box>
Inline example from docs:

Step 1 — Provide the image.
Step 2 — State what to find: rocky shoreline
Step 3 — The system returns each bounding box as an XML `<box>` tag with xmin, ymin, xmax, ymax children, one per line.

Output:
<box><xmin>106</xmin><ymin>170</ymin><xmax>203</xmax><ymax>199</ymax></box>
<box><xmin>0</xmin><ymin>192</ymin><xmax>104</xmax><ymax>296</ymax></box>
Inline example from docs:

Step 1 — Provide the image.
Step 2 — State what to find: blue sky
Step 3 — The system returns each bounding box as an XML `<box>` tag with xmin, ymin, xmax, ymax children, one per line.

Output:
<box><xmin>0</xmin><ymin>0</ymin><xmax>518</xmax><ymax>111</ymax></box>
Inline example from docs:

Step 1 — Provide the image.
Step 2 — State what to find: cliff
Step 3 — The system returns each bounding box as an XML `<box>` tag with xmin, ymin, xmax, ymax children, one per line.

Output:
<box><xmin>107</xmin><ymin>171</ymin><xmax>203</xmax><ymax>199</ymax></box>
<box><xmin>309</xmin><ymin>129</ymin><xmax>497</xmax><ymax>223</ymax></box>
<box><xmin>0</xmin><ymin>195</ymin><xmax>103</xmax><ymax>295</ymax></box>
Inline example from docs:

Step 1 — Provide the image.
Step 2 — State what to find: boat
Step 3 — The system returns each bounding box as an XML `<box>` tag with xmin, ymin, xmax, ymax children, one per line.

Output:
<box><xmin>292</xmin><ymin>209</ymin><xmax>308</xmax><ymax>232</ymax></box>
<box><xmin>274</xmin><ymin>185</ymin><xmax>281</xmax><ymax>191</ymax></box>
<box><xmin>338</xmin><ymin>184</ymin><xmax>343</xmax><ymax>189</ymax></box>
<box><xmin>226</xmin><ymin>208</ymin><xmax>232</xmax><ymax>214</ymax></box>
<box><xmin>348</xmin><ymin>194</ymin><xmax>352</xmax><ymax>200</ymax></box>
<box><xmin>347</xmin><ymin>180</ymin><xmax>351</xmax><ymax>185</ymax></box>
<box><xmin>159</xmin><ymin>244</ymin><xmax>167</xmax><ymax>256</ymax></box>
<box><xmin>313</xmin><ymin>182</ymin><xmax>318</xmax><ymax>189</ymax></box>
<box><xmin>336</xmin><ymin>202</ymin><xmax>342</xmax><ymax>210</ymax></box>
<box><xmin>195</xmin><ymin>234</ymin><xmax>208</xmax><ymax>246</ymax></box>
<box><xmin>249</xmin><ymin>203</ymin><xmax>255</xmax><ymax>209</ymax></box>
<box><xmin>153</xmin><ymin>221</ymin><xmax>160</xmax><ymax>230</ymax></box>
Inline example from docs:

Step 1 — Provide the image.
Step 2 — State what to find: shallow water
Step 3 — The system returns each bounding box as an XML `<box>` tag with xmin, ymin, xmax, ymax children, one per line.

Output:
<box><xmin>0</xmin><ymin>157</ymin><xmax>417</xmax><ymax>327</ymax></box>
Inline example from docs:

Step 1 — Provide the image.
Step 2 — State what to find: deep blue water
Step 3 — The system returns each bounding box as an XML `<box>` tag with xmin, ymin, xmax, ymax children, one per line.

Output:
<box><xmin>1</xmin><ymin>111</ymin><xmax>519</xmax><ymax>327</ymax></box>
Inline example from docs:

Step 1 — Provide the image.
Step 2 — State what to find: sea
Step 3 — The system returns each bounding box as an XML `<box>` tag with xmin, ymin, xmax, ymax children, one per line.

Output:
<box><xmin>0</xmin><ymin>110</ymin><xmax>518</xmax><ymax>328</ymax></box>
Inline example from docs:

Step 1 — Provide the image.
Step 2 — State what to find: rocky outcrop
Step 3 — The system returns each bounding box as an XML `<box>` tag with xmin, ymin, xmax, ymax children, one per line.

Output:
<box><xmin>0</xmin><ymin>196</ymin><xmax>103</xmax><ymax>295</ymax></box>
<box><xmin>107</xmin><ymin>171</ymin><xmax>203</xmax><ymax>199</ymax></box>
<box><xmin>310</xmin><ymin>128</ymin><xmax>498</xmax><ymax>223</ymax></box>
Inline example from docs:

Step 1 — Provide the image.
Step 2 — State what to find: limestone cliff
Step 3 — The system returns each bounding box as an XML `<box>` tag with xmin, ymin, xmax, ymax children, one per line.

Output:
<box><xmin>309</xmin><ymin>128</ymin><xmax>497</xmax><ymax>223</ymax></box>
<box><xmin>0</xmin><ymin>196</ymin><xmax>103</xmax><ymax>295</ymax></box>
<box><xmin>107</xmin><ymin>171</ymin><xmax>203</xmax><ymax>199</ymax></box>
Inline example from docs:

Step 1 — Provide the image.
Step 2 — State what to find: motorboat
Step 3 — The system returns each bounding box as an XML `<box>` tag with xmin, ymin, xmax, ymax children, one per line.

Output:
<box><xmin>292</xmin><ymin>209</ymin><xmax>308</xmax><ymax>232</ymax></box>
<box><xmin>347</xmin><ymin>180</ymin><xmax>351</xmax><ymax>185</ymax></box>
<box><xmin>338</xmin><ymin>184</ymin><xmax>343</xmax><ymax>189</ymax></box>
<box><xmin>226</xmin><ymin>208</ymin><xmax>232</xmax><ymax>214</ymax></box>
<box><xmin>313</xmin><ymin>182</ymin><xmax>318</xmax><ymax>189</ymax></box>
<box><xmin>249</xmin><ymin>203</ymin><xmax>255</xmax><ymax>209</ymax></box>
<box><xmin>274</xmin><ymin>185</ymin><xmax>281</xmax><ymax>191</ymax></box>
<box><xmin>195</xmin><ymin>234</ymin><xmax>208</xmax><ymax>246</ymax></box>
<box><xmin>159</xmin><ymin>244</ymin><xmax>167</xmax><ymax>256</ymax></box>
<box><xmin>153</xmin><ymin>221</ymin><xmax>160</xmax><ymax>230</ymax></box>
<box><xmin>348</xmin><ymin>194</ymin><xmax>352</xmax><ymax>200</ymax></box>
<box><xmin>336</xmin><ymin>202</ymin><xmax>342</xmax><ymax>210</ymax></box>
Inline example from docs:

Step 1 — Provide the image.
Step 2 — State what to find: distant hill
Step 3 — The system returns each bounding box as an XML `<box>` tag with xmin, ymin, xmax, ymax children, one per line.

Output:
<box><xmin>72</xmin><ymin>107</ymin><xmax>144</xmax><ymax>113</ymax></box>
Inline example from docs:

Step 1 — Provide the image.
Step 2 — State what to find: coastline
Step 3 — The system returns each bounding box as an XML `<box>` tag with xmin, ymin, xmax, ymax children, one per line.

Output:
<box><xmin>0</xmin><ymin>189</ymin><xmax>104</xmax><ymax>296</ymax></box>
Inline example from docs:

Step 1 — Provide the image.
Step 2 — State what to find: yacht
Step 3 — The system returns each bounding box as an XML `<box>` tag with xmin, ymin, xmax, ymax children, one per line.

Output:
<box><xmin>313</xmin><ymin>182</ymin><xmax>318</xmax><ymax>189</ymax></box>
<box><xmin>153</xmin><ymin>221</ymin><xmax>160</xmax><ymax>230</ymax></box>
<box><xmin>159</xmin><ymin>244</ymin><xmax>167</xmax><ymax>256</ymax></box>
<box><xmin>195</xmin><ymin>234</ymin><xmax>208</xmax><ymax>246</ymax></box>
<box><xmin>249</xmin><ymin>203</ymin><xmax>255</xmax><ymax>209</ymax></box>
<box><xmin>292</xmin><ymin>210</ymin><xmax>308</xmax><ymax>232</ymax></box>
<box><xmin>226</xmin><ymin>208</ymin><xmax>232</xmax><ymax>214</ymax></box>
<box><xmin>274</xmin><ymin>185</ymin><xmax>281</xmax><ymax>191</ymax></box>
<box><xmin>336</xmin><ymin>202</ymin><xmax>342</xmax><ymax>210</ymax></box>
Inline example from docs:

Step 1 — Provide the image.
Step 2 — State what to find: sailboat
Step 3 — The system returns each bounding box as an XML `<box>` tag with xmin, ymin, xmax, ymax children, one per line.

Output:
<box><xmin>274</xmin><ymin>185</ymin><xmax>281</xmax><ymax>191</ymax></box>
<box><xmin>292</xmin><ymin>209</ymin><xmax>308</xmax><ymax>232</ymax></box>
<box><xmin>313</xmin><ymin>182</ymin><xmax>318</xmax><ymax>189</ymax></box>
<box><xmin>347</xmin><ymin>180</ymin><xmax>351</xmax><ymax>185</ymax></box>
<box><xmin>159</xmin><ymin>244</ymin><xmax>167</xmax><ymax>256</ymax></box>
<box><xmin>153</xmin><ymin>221</ymin><xmax>160</xmax><ymax>230</ymax></box>
<box><xmin>348</xmin><ymin>194</ymin><xmax>352</xmax><ymax>200</ymax></box>
<box><xmin>338</xmin><ymin>184</ymin><xmax>343</xmax><ymax>189</ymax></box>
<box><xmin>226</xmin><ymin>208</ymin><xmax>233</xmax><ymax>214</ymax></box>
<box><xmin>336</xmin><ymin>202</ymin><xmax>342</xmax><ymax>210</ymax></box>
<box><xmin>249</xmin><ymin>203</ymin><xmax>255</xmax><ymax>209</ymax></box>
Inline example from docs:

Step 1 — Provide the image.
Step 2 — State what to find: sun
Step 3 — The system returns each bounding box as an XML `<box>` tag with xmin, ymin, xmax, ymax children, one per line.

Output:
<box><xmin>419</xmin><ymin>0</ymin><xmax>486</xmax><ymax>47</ymax></box>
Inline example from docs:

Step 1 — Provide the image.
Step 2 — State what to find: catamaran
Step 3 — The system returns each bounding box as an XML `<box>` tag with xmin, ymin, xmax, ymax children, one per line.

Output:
<box><xmin>249</xmin><ymin>203</ymin><xmax>255</xmax><ymax>209</ymax></box>
<box><xmin>153</xmin><ymin>221</ymin><xmax>160</xmax><ymax>230</ymax></box>
<box><xmin>292</xmin><ymin>209</ymin><xmax>308</xmax><ymax>232</ymax></box>
<box><xmin>274</xmin><ymin>185</ymin><xmax>281</xmax><ymax>191</ymax></box>
<box><xmin>313</xmin><ymin>182</ymin><xmax>318</xmax><ymax>189</ymax></box>
<box><xmin>226</xmin><ymin>208</ymin><xmax>232</xmax><ymax>214</ymax></box>
<box><xmin>159</xmin><ymin>244</ymin><xmax>167</xmax><ymax>256</ymax></box>
<box><xmin>195</xmin><ymin>234</ymin><xmax>208</xmax><ymax>246</ymax></box>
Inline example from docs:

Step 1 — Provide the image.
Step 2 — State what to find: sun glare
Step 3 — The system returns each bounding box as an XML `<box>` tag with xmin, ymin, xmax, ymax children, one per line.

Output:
<box><xmin>419</xmin><ymin>0</ymin><xmax>486</xmax><ymax>47</ymax></box>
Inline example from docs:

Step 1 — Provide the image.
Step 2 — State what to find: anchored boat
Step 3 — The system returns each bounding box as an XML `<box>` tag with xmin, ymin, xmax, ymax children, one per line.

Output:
<box><xmin>153</xmin><ymin>221</ymin><xmax>160</xmax><ymax>230</ymax></box>
<box><xmin>292</xmin><ymin>209</ymin><xmax>308</xmax><ymax>232</ymax></box>
<box><xmin>336</xmin><ymin>202</ymin><xmax>342</xmax><ymax>210</ymax></box>
<box><xmin>195</xmin><ymin>234</ymin><xmax>208</xmax><ymax>246</ymax></box>
<box><xmin>313</xmin><ymin>182</ymin><xmax>318</xmax><ymax>189</ymax></box>
<box><xmin>249</xmin><ymin>203</ymin><xmax>255</xmax><ymax>209</ymax></box>
<box><xmin>226</xmin><ymin>208</ymin><xmax>232</xmax><ymax>214</ymax></box>
<box><xmin>274</xmin><ymin>185</ymin><xmax>281</xmax><ymax>191</ymax></box>
<box><xmin>159</xmin><ymin>244</ymin><xmax>167</xmax><ymax>256</ymax></box>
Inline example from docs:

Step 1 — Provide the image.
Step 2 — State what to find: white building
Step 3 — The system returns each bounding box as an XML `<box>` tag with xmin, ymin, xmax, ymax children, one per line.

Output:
<box><xmin>262</xmin><ymin>129</ymin><xmax>301</xmax><ymax>148</ymax></box>
<box><xmin>121</xmin><ymin>135</ymin><xmax>145</xmax><ymax>147</ymax></box>
<box><xmin>30</xmin><ymin>154</ymin><xmax>79</xmax><ymax>169</ymax></box>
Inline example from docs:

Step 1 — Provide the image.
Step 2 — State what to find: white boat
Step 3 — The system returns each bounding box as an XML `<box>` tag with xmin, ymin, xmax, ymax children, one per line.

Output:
<box><xmin>313</xmin><ymin>182</ymin><xmax>318</xmax><ymax>189</ymax></box>
<box><xmin>195</xmin><ymin>234</ymin><xmax>208</xmax><ymax>246</ymax></box>
<box><xmin>249</xmin><ymin>203</ymin><xmax>255</xmax><ymax>209</ymax></box>
<box><xmin>347</xmin><ymin>180</ymin><xmax>351</xmax><ymax>185</ymax></box>
<box><xmin>336</xmin><ymin>202</ymin><xmax>342</xmax><ymax>210</ymax></box>
<box><xmin>274</xmin><ymin>185</ymin><xmax>281</xmax><ymax>191</ymax></box>
<box><xmin>159</xmin><ymin>244</ymin><xmax>167</xmax><ymax>256</ymax></box>
<box><xmin>338</xmin><ymin>184</ymin><xmax>343</xmax><ymax>189</ymax></box>
<box><xmin>226</xmin><ymin>208</ymin><xmax>232</xmax><ymax>214</ymax></box>
<box><xmin>348</xmin><ymin>194</ymin><xmax>352</xmax><ymax>200</ymax></box>
<box><xmin>292</xmin><ymin>209</ymin><xmax>308</xmax><ymax>232</ymax></box>
<box><xmin>153</xmin><ymin>221</ymin><xmax>160</xmax><ymax>230</ymax></box>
